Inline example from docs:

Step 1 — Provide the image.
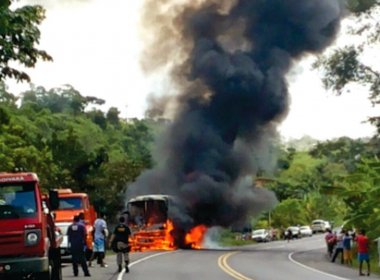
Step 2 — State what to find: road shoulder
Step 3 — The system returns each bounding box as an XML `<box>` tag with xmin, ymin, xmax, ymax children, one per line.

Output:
<box><xmin>292</xmin><ymin>247</ymin><xmax>379</xmax><ymax>280</ymax></box>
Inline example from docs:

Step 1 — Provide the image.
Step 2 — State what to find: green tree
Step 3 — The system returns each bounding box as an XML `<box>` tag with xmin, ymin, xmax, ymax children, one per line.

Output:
<box><xmin>106</xmin><ymin>107</ymin><xmax>120</xmax><ymax>127</ymax></box>
<box><xmin>271</xmin><ymin>199</ymin><xmax>308</xmax><ymax>227</ymax></box>
<box><xmin>309</xmin><ymin>137</ymin><xmax>370</xmax><ymax>172</ymax></box>
<box><xmin>269</xmin><ymin>152</ymin><xmax>325</xmax><ymax>200</ymax></box>
<box><xmin>324</xmin><ymin>157</ymin><xmax>380</xmax><ymax>239</ymax></box>
<box><xmin>0</xmin><ymin>83</ymin><xmax>159</xmax><ymax>217</ymax></box>
<box><xmin>313</xmin><ymin>0</ymin><xmax>380</xmax><ymax>134</ymax></box>
<box><xmin>20</xmin><ymin>85</ymin><xmax>105</xmax><ymax>114</ymax></box>
<box><xmin>87</xmin><ymin>109</ymin><xmax>107</xmax><ymax>130</ymax></box>
<box><xmin>0</xmin><ymin>0</ymin><xmax>52</xmax><ymax>82</ymax></box>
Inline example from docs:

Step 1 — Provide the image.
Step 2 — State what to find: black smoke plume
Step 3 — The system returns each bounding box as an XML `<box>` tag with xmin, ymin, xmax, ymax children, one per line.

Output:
<box><xmin>127</xmin><ymin>0</ymin><xmax>346</xmax><ymax>239</ymax></box>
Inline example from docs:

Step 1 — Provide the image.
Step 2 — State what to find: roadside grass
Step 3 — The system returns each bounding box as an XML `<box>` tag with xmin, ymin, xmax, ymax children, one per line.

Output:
<box><xmin>218</xmin><ymin>230</ymin><xmax>256</xmax><ymax>247</ymax></box>
<box><xmin>331</xmin><ymin>248</ymin><xmax>380</xmax><ymax>276</ymax></box>
<box><xmin>218</xmin><ymin>231</ymin><xmax>380</xmax><ymax>276</ymax></box>
<box><xmin>221</xmin><ymin>238</ymin><xmax>257</xmax><ymax>246</ymax></box>
<box><xmin>350</xmin><ymin>248</ymin><xmax>380</xmax><ymax>275</ymax></box>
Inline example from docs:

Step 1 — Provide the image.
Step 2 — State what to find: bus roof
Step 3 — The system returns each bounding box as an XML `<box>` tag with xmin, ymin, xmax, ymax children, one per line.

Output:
<box><xmin>127</xmin><ymin>194</ymin><xmax>171</xmax><ymax>203</ymax></box>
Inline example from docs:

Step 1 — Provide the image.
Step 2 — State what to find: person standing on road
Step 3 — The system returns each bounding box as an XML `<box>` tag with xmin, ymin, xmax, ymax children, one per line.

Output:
<box><xmin>67</xmin><ymin>215</ymin><xmax>91</xmax><ymax>277</ymax></box>
<box><xmin>286</xmin><ymin>228</ymin><xmax>292</xmax><ymax>242</ymax></box>
<box><xmin>109</xmin><ymin>215</ymin><xmax>132</xmax><ymax>273</ymax></box>
<box><xmin>343</xmin><ymin>230</ymin><xmax>353</xmax><ymax>266</ymax></box>
<box><xmin>356</xmin><ymin>229</ymin><xmax>370</xmax><ymax>276</ymax></box>
<box><xmin>325</xmin><ymin>229</ymin><xmax>336</xmax><ymax>257</ymax></box>
<box><xmin>89</xmin><ymin>212</ymin><xmax>108</xmax><ymax>267</ymax></box>
<box><xmin>331</xmin><ymin>230</ymin><xmax>344</xmax><ymax>264</ymax></box>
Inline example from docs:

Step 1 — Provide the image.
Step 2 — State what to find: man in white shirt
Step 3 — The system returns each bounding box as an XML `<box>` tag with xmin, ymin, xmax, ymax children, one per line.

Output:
<box><xmin>89</xmin><ymin>213</ymin><xmax>108</xmax><ymax>267</ymax></box>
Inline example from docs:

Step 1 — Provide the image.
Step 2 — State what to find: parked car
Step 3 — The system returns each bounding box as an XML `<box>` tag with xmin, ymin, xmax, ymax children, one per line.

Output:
<box><xmin>311</xmin><ymin>219</ymin><xmax>331</xmax><ymax>233</ymax></box>
<box><xmin>299</xmin><ymin>225</ymin><xmax>313</xmax><ymax>237</ymax></box>
<box><xmin>251</xmin><ymin>229</ymin><xmax>271</xmax><ymax>242</ymax></box>
<box><xmin>284</xmin><ymin>226</ymin><xmax>301</xmax><ymax>239</ymax></box>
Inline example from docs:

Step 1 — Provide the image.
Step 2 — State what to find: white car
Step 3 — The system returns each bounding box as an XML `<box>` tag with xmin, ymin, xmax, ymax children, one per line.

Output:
<box><xmin>311</xmin><ymin>219</ymin><xmax>331</xmax><ymax>233</ymax></box>
<box><xmin>284</xmin><ymin>226</ymin><xmax>301</xmax><ymax>239</ymax></box>
<box><xmin>299</xmin><ymin>225</ymin><xmax>313</xmax><ymax>237</ymax></box>
<box><xmin>251</xmin><ymin>229</ymin><xmax>271</xmax><ymax>242</ymax></box>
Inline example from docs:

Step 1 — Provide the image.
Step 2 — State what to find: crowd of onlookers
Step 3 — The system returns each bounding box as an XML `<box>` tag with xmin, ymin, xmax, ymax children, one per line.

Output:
<box><xmin>325</xmin><ymin>228</ymin><xmax>372</xmax><ymax>276</ymax></box>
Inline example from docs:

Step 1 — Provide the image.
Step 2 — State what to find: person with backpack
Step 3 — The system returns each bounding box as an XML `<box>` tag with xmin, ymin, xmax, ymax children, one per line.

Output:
<box><xmin>109</xmin><ymin>215</ymin><xmax>132</xmax><ymax>273</ymax></box>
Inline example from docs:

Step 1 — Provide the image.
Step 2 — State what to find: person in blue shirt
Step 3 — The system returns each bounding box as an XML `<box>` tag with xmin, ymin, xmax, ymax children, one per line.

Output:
<box><xmin>67</xmin><ymin>215</ymin><xmax>91</xmax><ymax>277</ymax></box>
<box><xmin>343</xmin><ymin>231</ymin><xmax>353</xmax><ymax>266</ymax></box>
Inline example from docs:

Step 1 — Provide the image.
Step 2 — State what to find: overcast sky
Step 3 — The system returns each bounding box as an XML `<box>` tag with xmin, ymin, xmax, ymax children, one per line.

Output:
<box><xmin>7</xmin><ymin>0</ymin><xmax>377</xmax><ymax>141</ymax></box>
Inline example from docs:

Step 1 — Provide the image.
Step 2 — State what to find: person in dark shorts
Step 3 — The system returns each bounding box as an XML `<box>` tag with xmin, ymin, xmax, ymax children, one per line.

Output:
<box><xmin>109</xmin><ymin>215</ymin><xmax>132</xmax><ymax>273</ymax></box>
<box><xmin>67</xmin><ymin>215</ymin><xmax>91</xmax><ymax>277</ymax></box>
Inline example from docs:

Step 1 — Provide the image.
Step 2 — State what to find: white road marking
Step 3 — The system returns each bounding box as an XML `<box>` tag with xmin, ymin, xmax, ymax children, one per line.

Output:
<box><xmin>288</xmin><ymin>251</ymin><xmax>350</xmax><ymax>280</ymax></box>
<box><xmin>117</xmin><ymin>251</ymin><xmax>174</xmax><ymax>280</ymax></box>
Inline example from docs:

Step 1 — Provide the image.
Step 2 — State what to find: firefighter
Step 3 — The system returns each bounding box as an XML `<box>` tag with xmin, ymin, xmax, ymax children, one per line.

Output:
<box><xmin>109</xmin><ymin>215</ymin><xmax>132</xmax><ymax>273</ymax></box>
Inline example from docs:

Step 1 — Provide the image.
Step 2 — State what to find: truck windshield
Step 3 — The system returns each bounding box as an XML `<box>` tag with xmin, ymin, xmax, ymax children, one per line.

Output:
<box><xmin>58</xmin><ymin>197</ymin><xmax>83</xmax><ymax>210</ymax></box>
<box><xmin>0</xmin><ymin>183</ymin><xmax>37</xmax><ymax>219</ymax></box>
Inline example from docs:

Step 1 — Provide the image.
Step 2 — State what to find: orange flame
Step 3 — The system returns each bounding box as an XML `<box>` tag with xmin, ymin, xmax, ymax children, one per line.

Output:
<box><xmin>130</xmin><ymin>220</ymin><xmax>176</xmax><ymax>252</ymax></box>
<box><xmin>185</xmin><ymin>224</ymin><xmax>207</xmax><ymax>249</ymax></box>
<box><xmin>129</xmin><ymin>220</ymin><xmax>208</xmax><ymax>251</ymax></box>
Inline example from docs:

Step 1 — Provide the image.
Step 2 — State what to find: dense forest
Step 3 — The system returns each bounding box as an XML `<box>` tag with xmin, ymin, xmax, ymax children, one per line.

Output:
<box><xmin>0</xmin><ymin>82</ymin><xmax>157</xmax><ymax>216</ymax></box>
<box><xmin>256</xmin><ymin>136</ymin><xmax>380</xmax><ymax>240</ymax></box>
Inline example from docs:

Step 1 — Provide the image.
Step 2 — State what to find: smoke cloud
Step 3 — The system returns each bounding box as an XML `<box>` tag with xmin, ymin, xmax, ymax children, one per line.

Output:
<box><xmin>127</xmin><ymin>0</ymin><xmax>346</xmax><ymax>233</ymax></box>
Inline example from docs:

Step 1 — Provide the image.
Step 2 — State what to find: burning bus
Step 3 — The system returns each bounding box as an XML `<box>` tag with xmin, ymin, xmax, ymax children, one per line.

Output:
<box><xmin>126</xmin><ymin>194</ymin><xmax>207</xmax><ymax>251</ymax></box>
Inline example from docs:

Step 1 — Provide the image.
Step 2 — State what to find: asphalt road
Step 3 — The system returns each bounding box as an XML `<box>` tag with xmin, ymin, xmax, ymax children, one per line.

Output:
<box><xmin>62</xmin><ymin>234</ymin><xmax>379</xmax><ymax>279</ymax></box>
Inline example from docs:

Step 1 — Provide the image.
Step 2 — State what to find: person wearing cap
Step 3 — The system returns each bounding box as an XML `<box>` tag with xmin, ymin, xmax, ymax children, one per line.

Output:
<box><xmin>109</xmin><ymin>216</ymin><xmax>132</xmax><ymax>273</ymax></box>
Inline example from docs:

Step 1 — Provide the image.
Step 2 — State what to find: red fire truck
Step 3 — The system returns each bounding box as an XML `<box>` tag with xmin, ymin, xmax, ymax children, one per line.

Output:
<box><xmin>0</xmin><ymin>171</ymin><xmax>62</xmax><ymax>279</ymax></box>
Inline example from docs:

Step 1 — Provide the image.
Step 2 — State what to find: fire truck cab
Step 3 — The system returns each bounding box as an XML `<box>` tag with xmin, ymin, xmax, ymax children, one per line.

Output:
<box><xmin>52</xmin><ymin>188</ymin><xmax>97</xmax><ymax>260</ymax></box>
<box><xmin>0</xmin><ymin>171</ymin><xmax>62</xmax><ymax>279</ymax></box>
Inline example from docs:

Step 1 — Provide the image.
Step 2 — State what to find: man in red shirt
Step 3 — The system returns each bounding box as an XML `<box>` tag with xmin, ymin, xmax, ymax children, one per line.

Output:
<box><xmin>356</xmin><ymin>229</ymin><xmax>370</xmax><ymax>276</ymax></box>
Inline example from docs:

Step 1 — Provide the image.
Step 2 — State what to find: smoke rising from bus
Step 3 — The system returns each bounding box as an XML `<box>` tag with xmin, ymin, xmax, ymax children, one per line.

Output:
<box><xmin>127</xmin><ymin>0</ymin><xmax>345</xmax><ymax>238</ymax></box>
